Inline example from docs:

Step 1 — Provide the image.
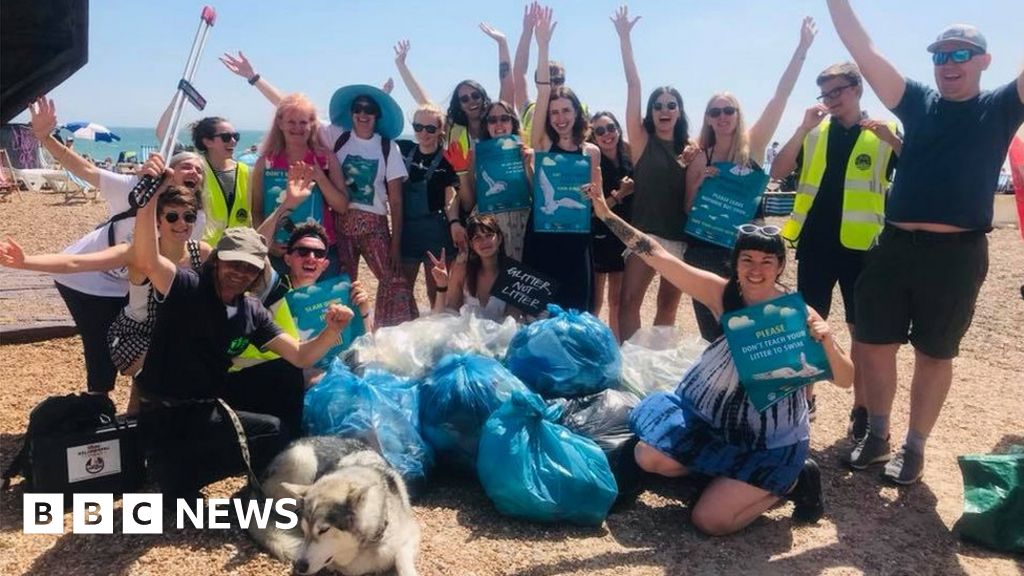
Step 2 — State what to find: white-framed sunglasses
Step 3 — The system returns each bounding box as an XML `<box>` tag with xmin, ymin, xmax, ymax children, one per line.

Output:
<box><xmin>737</xmin><ymin>223</ymin><xmax>781</xmax><ymax>236</ymax></box>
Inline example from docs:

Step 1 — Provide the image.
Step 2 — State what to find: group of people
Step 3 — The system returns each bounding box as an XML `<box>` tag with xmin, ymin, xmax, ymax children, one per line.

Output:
<box><xmin>3</xmin><ymin>0</ymin><xmax>1022</xmax><ymax>536</ymax></box>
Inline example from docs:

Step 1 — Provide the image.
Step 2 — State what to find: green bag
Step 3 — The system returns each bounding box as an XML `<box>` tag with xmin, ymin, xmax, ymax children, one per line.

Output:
<box><xmin>956</xmin><ymin>447</ymin><xmax>1024</xmax><ymax>554</ymax></box>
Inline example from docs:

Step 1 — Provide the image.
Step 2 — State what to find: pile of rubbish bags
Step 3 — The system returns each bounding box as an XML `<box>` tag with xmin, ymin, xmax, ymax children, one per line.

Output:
<box><xmin>303</xmin><ymin>306</ymin><xmax>707</xmax><ymax>525</ymax></box>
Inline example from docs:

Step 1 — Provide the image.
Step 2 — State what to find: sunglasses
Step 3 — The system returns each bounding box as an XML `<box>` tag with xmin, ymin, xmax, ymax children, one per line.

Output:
<box><xmin>213</xmin><ymin>132</ymin><xmax>240</xmax><ymax>143</ymax></box>
<box><xmin>412</xmin><ymin>123</ymin><xmax>439</xmax><ymax>134</ymax></box>
<box><xmin>708</xmin><ymin>106</ymin><xmax>737</xmax><ymax>118</ymax></box>
<box><xmin>816</xmin><ymin>84</ymin><xmax>856</xmax><ymax>102</ymax></box>
<box><xmin>485</xmin><ymin>114</ymin><xmax>513</xmax><ymax>125</ymax></box>
<box><xmin>352</xmin><ymin>103</ymin><xmax>379</xmax><ymax>115</ymax></box>
<box><xmin>592</xmin><ymin>124</ymin><xmax>618</xmax><ymax>136</ymax></box>
<box><xmin>550</xmin><ymin>76</ymin><xmax>566</xmax><ymax>85</ymax></box>
<box><xmin>737</xmin><ymin>223</ymin><xmax>781</xmax><ymax>236</ymax></box>
<box><xmin>288</xmin><ymin>246</ymin><xmax>328</xmax><ymax>259</ymax></box>
<box><xmin>932</xmin><ymin>48</ymin><xmax>980</xmax><ymax>66</ymax></box>
<box><xmin>163</xmin><ymin>210</ymin><xmax>197</xmax><ymax>224</ymax></box>
<box><xmin>459</xmin><ymin>91</ymin><xmax>483</xmax><ymax>104</ymax></box>
<box><xmin>653</xmin><ymin>101</ymin><xmax>679</xmax><ymax>111</ymax></box>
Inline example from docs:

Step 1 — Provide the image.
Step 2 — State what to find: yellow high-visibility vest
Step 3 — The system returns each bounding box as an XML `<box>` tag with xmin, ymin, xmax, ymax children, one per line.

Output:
<box><xmin>202</xmin><ymin>161</ymin><xmax>251</xmax><ymax>245</ymax></box>
<box><xmin>782</xmin><ymin>119</ymin><xmax>895</xmax><ymax>251</ymax></box>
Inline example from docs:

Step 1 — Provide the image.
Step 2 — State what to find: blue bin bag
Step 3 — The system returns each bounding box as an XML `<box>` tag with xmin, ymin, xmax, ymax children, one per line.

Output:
<box><xmin>303</xmin><ymin>360</ymin><xmax>433</xmax><ymax>485</ymax></box>
<box><xmin>418</xmin><ymin>353</ymin><xmax>529</xmax><ymax>472</ymax></box>
<box><xmin>477</xmin><ymin>389</ymin><xmax>618</xmax><ymax>526</ymax></box>
<box><xmin>505</xmin><ymin>304</ymin><xmax>622</xmax><ymax>398</ymax></box>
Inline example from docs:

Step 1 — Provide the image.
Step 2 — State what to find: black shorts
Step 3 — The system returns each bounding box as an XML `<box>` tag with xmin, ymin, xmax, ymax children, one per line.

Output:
<box><xmin>797</xmin><ymin>248</ymin><xmax>865</xmax><ymax>323</ymax></box>
<box><xmin>592</xmin><ymin>230</ymin><xmax>627</xmax><ymax>273</ymax></box>
<box><xmin>854</xmin><ymin>226</ymin><xmax>988</xmax><ymax>359</ymax></box>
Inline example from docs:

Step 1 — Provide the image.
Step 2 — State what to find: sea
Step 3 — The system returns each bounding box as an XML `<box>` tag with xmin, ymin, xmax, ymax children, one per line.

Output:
<box><xmin>70</xmin><ymin>126</ymin><xmax>267</xmax><ymax>163</ymax></box>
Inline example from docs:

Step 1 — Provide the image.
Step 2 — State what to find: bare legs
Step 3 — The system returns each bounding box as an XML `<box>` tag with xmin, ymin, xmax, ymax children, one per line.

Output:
<box><xmin>592</xmin><ymin>271</ymin><xmax>623</xmax><ymax>341</ymax></box>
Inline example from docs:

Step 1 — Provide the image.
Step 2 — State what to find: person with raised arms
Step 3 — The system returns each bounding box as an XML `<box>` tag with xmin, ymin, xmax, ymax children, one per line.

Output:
<box><xmin>826</xmin><ymin>0</ymin><xmax>1024</xmax><ymax>485</ymax></box>
<box><xmin>586</xmin><ymin>184</ymin><xmax>853</xmax><ymax>536</ymax></box>
<box><xmin>683</xmin><ymin>16</ymin><xmax>817</xmax><ymax>342</ymax></box>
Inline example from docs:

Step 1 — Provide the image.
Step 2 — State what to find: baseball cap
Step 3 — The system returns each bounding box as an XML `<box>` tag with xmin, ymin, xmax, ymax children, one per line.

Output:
<box><xmin>927</xmin><ymin>24</ymin><xmax>987</xmax><ymax>53</ymax></box>
<box><xmin>215</xmin><ymin>227</ymin><xmax>267</xmax><ymax>269</ymax></box>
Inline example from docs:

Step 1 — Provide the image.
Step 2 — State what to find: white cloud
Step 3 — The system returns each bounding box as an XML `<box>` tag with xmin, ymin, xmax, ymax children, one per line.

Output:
<box><xmin>290</xmin><ymin>291</ymin><xmax>311</xmax><ymax>300</ymax></box>
<box><xmin>779</xmin><ymin>307</ymin><xmax>798</xmax><ymax>317</ymax></box>
<box><xmin>499</xmin><ymin>138</ymin><xmax>519</xmax><ymax>150</ymax></box>
<box><xmin>727</xmin><ymin>315</ymin><xmax>755</xmax><ymax>330</ymax></box>
<box><xmin>763</xmin><ymin>304</ymin><xmax>779</xmax><ymax>315</ymax></box>
<box><xmin>541</xmin><ymin>156</ymin><xmax>558</xmax><ymax>167</ymax></box>
<box><xmin>330</xmin><ymin>281</ymin><xmax>349</xmax><ymax>293</ymax></box>
<box><xmin>575</xmin><ymin>159</ymin><xmax>590</xmax><ymax>168</ymax></box>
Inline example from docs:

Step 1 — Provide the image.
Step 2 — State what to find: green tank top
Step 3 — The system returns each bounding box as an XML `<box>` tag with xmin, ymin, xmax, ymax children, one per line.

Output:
<box><xmin>630</xmin><ymin>137</ymin><xmax>687</xmax><ymax>241</ymax></box>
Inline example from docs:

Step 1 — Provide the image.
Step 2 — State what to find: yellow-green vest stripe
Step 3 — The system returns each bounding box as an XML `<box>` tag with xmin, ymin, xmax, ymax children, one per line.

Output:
<box><xmin>230</xmin><ymin>296</ymin><xmax>299</xmax><ymax>371</ymax></box>
<box><xmin>782</xmin><ymin>119</ymin><xmax>895</xmax><ymax>251</ymax></box>
<box><xmin>202</xmin><ymin>161</ymin><xmax>252</xmax><ymax>245</ymax></box>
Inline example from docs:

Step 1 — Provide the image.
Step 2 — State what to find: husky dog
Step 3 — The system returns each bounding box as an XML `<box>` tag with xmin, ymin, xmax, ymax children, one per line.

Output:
<box><xmin>246</xmin><ymin>437</ymin><xmax>420</xmax><ymax>576</ymax></box>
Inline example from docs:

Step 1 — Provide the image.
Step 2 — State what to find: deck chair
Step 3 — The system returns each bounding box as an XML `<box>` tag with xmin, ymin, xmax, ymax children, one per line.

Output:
<box><xmin>44</xmin><ymin>170</ymin><xmax>96</xmax><ymax>203</ymax></box>
<box><xmin>0</xmin><ymin>149</ymin><xmax>23</xmax><ymax>202</ymax></box>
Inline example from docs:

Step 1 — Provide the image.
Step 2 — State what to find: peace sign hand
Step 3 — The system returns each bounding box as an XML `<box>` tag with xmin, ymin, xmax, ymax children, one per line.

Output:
<box><xmin>427</xmin><ymin>248</ymin><xmax>449</xmax><ymax>288</ymax></box>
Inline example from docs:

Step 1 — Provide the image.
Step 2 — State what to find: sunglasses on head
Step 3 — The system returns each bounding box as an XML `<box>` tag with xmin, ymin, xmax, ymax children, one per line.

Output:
<box><xmin>485</xmin><ymin>114</ymin><xmax>513</xmax><ymax>125</ymax></box>
<box><xmin>459</xmin><ymin>91</ymin><xmax>483</xmax><ymax>104</ymax></box>
<box><xmin>708</xmin><ymin>106</ymin><xmax>737</xmax><ymax>118</ymax></box>
<box><xmin>213</xmin><ymin>132</ymin><xmax>240</xmax><ymax>143</ymax></box>
<box><xmin>653</xmin><ymin>101</ymin><xmax>679</xmax><ymax>112</ymax></box>
<box><xmin>163</xmin><ymin>210</ymin><xmax>197</xmax><ymax>224</ymax></box>
<box><xmin>352</xmin><ymin>102</ymin><xmax>379</xmax><ymax>115</ymax></box>
<box><xmin>593</xmin><ymin>124</ymin><xmax>618</xmax><ymax>136</ymax></box>
<box><xmin>288</xmin><ymin>246</ymin><xmax>328</xmax><ymax>259</ymax></box>
<box><xmin>816</xmin><ymin>84</ymin><xmax>856</xmax><ymax>102</ymax></box>
<box><xmin>412</xmin><ymin>123</ymin><xmax>439</xmax><ymax>134</ymax></box>
<box><xmin>932</xmin><ymin>48</ymin><xmax>980</xmax><ymax>66</ymax></box>
<box><xmin>737</xmin><ymin>223</ymin><xmax>781</xmax><ymax>236</ymax></box>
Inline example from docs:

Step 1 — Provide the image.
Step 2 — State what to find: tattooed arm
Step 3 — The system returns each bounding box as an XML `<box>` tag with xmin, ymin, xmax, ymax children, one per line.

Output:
<box><xmin>587</xmin><ymin>184</ymin><xmax>727</xmax><ymax>316</ymax></box>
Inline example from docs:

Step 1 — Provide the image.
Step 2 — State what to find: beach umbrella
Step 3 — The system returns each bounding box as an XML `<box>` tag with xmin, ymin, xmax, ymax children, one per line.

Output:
<box><xmin>62</xmin><ymin>122</ymin><xmax>121</xmax><ymax>143</ymax></box>
<box><xmin>236</xmin><ymin>150</ymin><xmax>259</xmax><ymax>166</ymax></box>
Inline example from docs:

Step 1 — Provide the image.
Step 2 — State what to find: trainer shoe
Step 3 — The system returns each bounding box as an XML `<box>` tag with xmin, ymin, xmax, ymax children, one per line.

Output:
<box><xmin>843</xmin><ymin>433</ymin><xmax>891</xmax><ymax>470</ymax></box>
<box><xmin>882</xmin><ymin>446</ymin><xmax>925</xmax><ymax>485</ymax></box>
<box><xmin>848</xmin><ymin>406</ymin><xmax>869</xmax><ymax>443</ymax></box>
<box><xmin>789</xmin><ymin>459</ymin><xmax>824</xmax><ymax>523</ymax></box>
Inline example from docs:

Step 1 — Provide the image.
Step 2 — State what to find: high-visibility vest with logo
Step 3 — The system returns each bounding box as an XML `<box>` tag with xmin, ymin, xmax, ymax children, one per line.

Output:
<box><xmin>202</xmin><ymin>161</ymin><xmax>251</xmax><ymax>245</ymax></box>
<box><xmin>782</xmin><ymin>119</ymin><xmax>895</xmax><ymax>250</ymax></box>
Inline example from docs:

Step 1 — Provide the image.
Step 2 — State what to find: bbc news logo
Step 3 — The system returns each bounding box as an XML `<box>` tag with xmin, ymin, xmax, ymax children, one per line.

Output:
<box><xmin>23</xmin><ymin>494</ymin><xmax>298</xmax><ymax>534</ymax></box>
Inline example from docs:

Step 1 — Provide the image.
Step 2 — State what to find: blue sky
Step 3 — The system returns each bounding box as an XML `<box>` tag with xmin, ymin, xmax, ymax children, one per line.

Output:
<box><xmin>13</xmin><ymin>0</ymin><xmax>1024</xmax><ymax>143</ymax></box>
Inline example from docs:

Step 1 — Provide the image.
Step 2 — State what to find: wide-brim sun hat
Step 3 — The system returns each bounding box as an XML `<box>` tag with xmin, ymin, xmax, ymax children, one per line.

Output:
<box><xmin>329</xmin><ymin>84</ymin><xmax>404</xmax><ymax>140</ymax></box>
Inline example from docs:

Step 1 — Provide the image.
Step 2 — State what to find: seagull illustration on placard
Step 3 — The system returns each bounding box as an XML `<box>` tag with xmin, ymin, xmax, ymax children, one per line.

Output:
<box><xmin>481</xmin><ymin>170</ymin><xmax>507</xmax><ymax>197</ymax></box>
<box><xmin>538</xmin><ymin>167</ymin><xmax>586</xmax><ymax>215</ymax></box>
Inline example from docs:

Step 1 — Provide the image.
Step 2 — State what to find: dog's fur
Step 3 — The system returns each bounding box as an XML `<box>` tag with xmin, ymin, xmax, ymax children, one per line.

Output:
<box><xmin>245</xmin><ymin>437</ymin><xmax>420</xmax><ymax>575</ymax></box>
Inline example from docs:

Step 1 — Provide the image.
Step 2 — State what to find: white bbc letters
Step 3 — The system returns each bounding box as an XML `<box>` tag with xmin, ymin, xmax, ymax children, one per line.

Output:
<box><xmin>72</xmin><ymin>493</ymin><xmax>114</xmax><ymax>534</ymax></box>
<box><xmin>23</xmin><ymin>493</ymin><xmax>64</xmax><ymax>534</ymax></box>
<box><xmin>122</xmin><ymin>494</ymin><xmax>163</xmax><ymax>534</ymax></box>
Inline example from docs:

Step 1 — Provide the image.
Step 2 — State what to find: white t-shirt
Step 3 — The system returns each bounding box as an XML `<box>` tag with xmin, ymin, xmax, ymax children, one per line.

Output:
<box><xmin>54</xmin><ymin>170</ymin><xmax>207</xmax><ymax>297</ymax></box>
<box><xmin>320</xmin><ymin>125</ymin><xmax>407</xmax><ymax>216</ymax></box>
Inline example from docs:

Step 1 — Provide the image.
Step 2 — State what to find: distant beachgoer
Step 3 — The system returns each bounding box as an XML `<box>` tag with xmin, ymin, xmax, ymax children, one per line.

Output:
<box><xmin>827</xmin><ymin>0</ymin><xmax>1024</xmax><ymax>485</ymax></box>
<box><xmin>27</xmin><ymin>97</ymin><xmax>207</xmax><ymax>396</ymax></box>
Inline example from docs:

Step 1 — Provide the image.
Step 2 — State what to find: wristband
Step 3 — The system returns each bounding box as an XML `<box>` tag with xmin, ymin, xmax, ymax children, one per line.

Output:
<box><xmin>361</xmin><ymin>311</ymin><xmax>371</xmax><ymax>319</ymax></box>
<box><xmin>436</xmin><ymin>286</ymin><xmax>448</xmax><ymax>293</ymax></box>
<box><xmin>247</xmin><ymin>73</ymin><xmax>261</xmax><ymax>85</ymax></box>
<box><xmin>535</xmin><ymin>81</ymin><xmax>551</xmax><ymax>85</ymax></box>
<box><xmin>448</xmin><ymin>219</ymin><xmax>462</xmax><ymax>228</ymax></box>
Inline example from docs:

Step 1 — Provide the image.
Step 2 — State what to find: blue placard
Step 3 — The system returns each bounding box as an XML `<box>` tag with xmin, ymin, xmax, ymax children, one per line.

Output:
<box><xmin>532</xmin><ymin>152</ymin><xmax>591</xmax><ymax>233</ymax></box>
<box><xmin>475</xmin><ymin>135</ymin><xmax>531</xmax><ymax>213</ymax></box>
<box><xmin>284</xmin><ymin>275</ymin><xmax>366</xmax><ymax>369</ymax></box>
<box><xmin>720</xmin><ymin>293</ymin><xmax>833</xmax><ymax>412</ymax></box>
<box><xmin>684</xmin><ymin>161</ymin><xmax>769</xmax><ymax>248</ymax></box>
<box><xmin>342</xmin><ymin>154</ymin><xmax>380</xmax><ymax>207</ymax></box>
<box><xmin>263</xmin><ymin>168</ymin><xmax>326</xmax><ymax>245</ymax></box>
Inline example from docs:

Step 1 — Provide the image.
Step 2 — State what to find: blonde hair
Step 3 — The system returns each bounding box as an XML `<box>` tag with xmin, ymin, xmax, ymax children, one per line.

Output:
<box><xmin>412</xmin><ymin>103</ymin><xmax>447</xmax><ymax>148</ymax></box>
<box><xmin>699</xmin><ymin>92</ymin><xmax>750</xmax><ymax>168</ymax></box>
<box><xmin>261</xmin><ymin>93</ymin><xmax>321</xmax><ymax>158</ymax></box>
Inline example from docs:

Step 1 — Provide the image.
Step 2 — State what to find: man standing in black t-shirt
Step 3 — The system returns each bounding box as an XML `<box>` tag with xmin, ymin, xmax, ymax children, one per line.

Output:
<box><xmin>771</xmin><ymin>61</ymin><xmax>900</xmax><ymax>440</ymax></box>
<box><xmin>828</xmin><ymin>0</ymin><xmax>1024</xmax><ymax>485</ymax></box>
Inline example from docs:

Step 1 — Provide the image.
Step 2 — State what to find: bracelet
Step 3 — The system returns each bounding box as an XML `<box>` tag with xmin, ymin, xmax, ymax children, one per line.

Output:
<box><xmin>247</xmin><ymin>73</ymin><xmax>261</xmax><ymax>85</ymax></box>
<box><xmin>436</xmin><ymin>286</ymin><xmax>448</xmax><ymax>293</ymax></box>
<box><xmin>535</xmin><ymin>81</ymin><xmax>551</xmax><ymax>85</ymax></box>
<box><xmin>448</xmin><ymin>219</ymin><xmax>462</xmax><ymax>228</ymax></box>
<box><xmin>361</xmin><ymin>311</ymin><xmax>371</xmax><ymax>319</ymax></box>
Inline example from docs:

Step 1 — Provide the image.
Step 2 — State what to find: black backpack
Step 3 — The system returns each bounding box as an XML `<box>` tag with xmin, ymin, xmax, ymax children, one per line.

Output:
<box><xmin>2</xmin><ymin>393</ymin><xmax>116</xmax><ymax>490</ymax></box>
<box><xmin>333</xmin><ymin>131</ymin><xmax>391</xmax><ymax>165</ymax></box>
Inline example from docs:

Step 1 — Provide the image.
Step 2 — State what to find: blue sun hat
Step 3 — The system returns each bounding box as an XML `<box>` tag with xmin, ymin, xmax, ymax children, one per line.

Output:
<box><xmin>329</xmin><ymin>84</ymin><xmax>404</xmax><ymax>140</ymax></box>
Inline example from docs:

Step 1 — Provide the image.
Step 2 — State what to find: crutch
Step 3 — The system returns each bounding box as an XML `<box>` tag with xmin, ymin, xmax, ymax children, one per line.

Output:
<box><xmin>129</xmin><ymin>6</ymin><xmax>217</xmax><ymax>208</ymax></box>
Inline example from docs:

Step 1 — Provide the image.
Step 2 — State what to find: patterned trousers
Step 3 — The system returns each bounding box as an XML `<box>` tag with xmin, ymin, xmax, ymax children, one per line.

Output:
<box><xmin>336</xmin><ymin>210</ymin><xmax>416</xmax><ymax>328</ymax></box>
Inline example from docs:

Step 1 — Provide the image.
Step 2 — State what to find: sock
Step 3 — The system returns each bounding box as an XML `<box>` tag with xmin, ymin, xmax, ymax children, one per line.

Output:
<box><xmin>868</xmin><ymin>413</ymin><xmax>890</xmax><ymax>440</ymax></box>
<box><xmin>905</xmin><ymin>429</ymin><xmax>927</xmax><ymax>454</ymax></box>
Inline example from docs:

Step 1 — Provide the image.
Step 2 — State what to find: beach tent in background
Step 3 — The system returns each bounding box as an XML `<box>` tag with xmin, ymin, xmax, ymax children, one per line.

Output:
<box><xmin>62</xmin><ymin>122</ymin><xmax>120</xmax><ymax>143</ymax></box>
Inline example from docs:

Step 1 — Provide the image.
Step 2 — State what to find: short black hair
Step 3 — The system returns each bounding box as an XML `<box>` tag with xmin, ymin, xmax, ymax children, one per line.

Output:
<box><xmin>286</xmin><ymin>222</ymin><xmax>328</xmax><ymax>251</ymax></box>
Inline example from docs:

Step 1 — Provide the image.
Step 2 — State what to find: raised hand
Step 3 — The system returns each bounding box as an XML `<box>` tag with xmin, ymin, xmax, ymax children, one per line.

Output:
<box><xmin>678</xmin><ymin>142</ymin><xmax>701</xmax><ymax>169</ymax></box>
<box><xmin>535</xmin><ymin>6</ymin><xmax>556</xmax><ymax>46</ymax></box>
<box><xmin>138</xmin><ymin>153</ymin><xmax>167</xmax><ymax>180</ymax></box>
<box><xmin>382</xmin><ymin>77</ymin><xmax>394</xmax><ymax>94</ymax></box>
<box><xmin>798</xmin><ymin>16</ymin><xmax>817</xmax><ymax>53</ymax></box>
<box><xmin>611</xmin><ymin>6</ymin><xmax>640</xmax><ymax>38</ymax></box>
<box><xmin>285</xmin><ymin>161</ymin><xmax>315</xmax><ymax>209</ymax></box>
<box><xmin>220</xmin><ymin>51</ymin><xmax>256</xmax><ymax>79</ymax></box>
<box><xmin>479</xmin><ymin>22</ymin><xmax>507</xmax><ymax>43</ymax></box>
<box><xmin>806</xmin><ymin>307</ymin><xmax>831</xmax><ymax>343</ymax></box>
<box><xmin>523</xmin><ymin>2</ymin><xmax>541</xmax><ymax>32</ymax></box>
<box><xmin>29</xmin><ymin>97</ymin><xmax>58</xmax><ymax>140</ymax></box>
<box><xmin>860</xmin><ymin>119</ymin><xmax>896</xmax><ymax>144</ymax></box>
<box><xmin>618</xmin><ymin>176</ymin><xmax>635</xmax><ymax>199</ymax></box>
<box><xmin>324</xmin><ymin>303</ymin><xmax>355</xmax><ymax>332</ymax></box>
<box><xmin>584</xmin><ymin>182</ymin><xmax>610</xmax><ymax>218</ymax></box>
<box><xmin>427</xmin><ymin>248</ymin><xmax>449</xmax><ymax>288</ymax></box>
<box><xmin>0</xmin><ymin>237</ymin><xmax>27</xmax><ymax>269</ymax></box>
<box><xmin>801</xmin><ymin>104</ymin><xmax>829</xmax><ymax>132</ymax></box>
<box><xmin>393</xmin><ymin>40</ymin><xmax>411</xmax><ymax>65</ymax></box>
